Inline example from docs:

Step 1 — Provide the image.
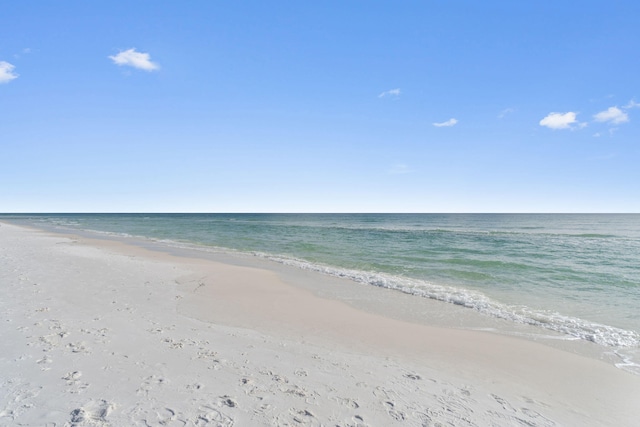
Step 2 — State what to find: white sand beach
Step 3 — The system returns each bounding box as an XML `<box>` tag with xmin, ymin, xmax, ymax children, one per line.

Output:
<box><xmin>1</xmin><ymin>221</ymin><xmax>638</xmax><ymax>426</ymax></box>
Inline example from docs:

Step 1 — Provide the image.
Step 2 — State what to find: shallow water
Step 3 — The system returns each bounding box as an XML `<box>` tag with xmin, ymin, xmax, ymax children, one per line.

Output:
<box><xmin>3</xmin><ymin>213</ymin><xmax>639</xmax><ymax>355</ymax></box>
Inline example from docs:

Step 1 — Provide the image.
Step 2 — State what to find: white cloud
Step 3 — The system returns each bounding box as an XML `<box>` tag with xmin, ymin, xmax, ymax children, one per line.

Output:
<box><xmin>433</xmin><ymin>118</ymin><xmax>458</xmax><ymax>127</ymax></box>
<box><xmin>624</xmin><ymin>99</ymin><xmax>640</xmax><ymax>109</ymax></box>
<box><xmin>109</xmin><ymin>48</ymin><xmax>159</xmax><ymax>71</ymax></box>
<box><xmin>378</xmin><ymin>88</ymin><xmax>401</xmax><ymax>98</ymax></box>
<box><xmin>593</xmin><ymin>106</ymin><xmax>628</xmax><ymax>125</ymax></box>
<box><xmin>0</xmin><ymin>61</ymin><xmax>18</xmax><ymax>83</ymax></box>
<box><xmin>498</xmin><ymin>108</ymin><xmax>515</xmax><ymax>119</ymax></box>
<box><xmin>13</xmin><ymin>48</ymin><xmax>32</xmax><ymax>59</ymax></box>
<box><xmin>592</xmin><ymin>128</ymin><xmax>618</xmax><ymax>137</ymax></box>
<box><xmin>539</xmin><ymin>112</ymin><xmax>578</xmax><ymax>130</ymax></box>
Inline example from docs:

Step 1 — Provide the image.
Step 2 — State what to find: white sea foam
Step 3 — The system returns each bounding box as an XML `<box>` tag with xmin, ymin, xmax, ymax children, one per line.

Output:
<box><xmin>612</xmin><ymin>350</ymin><xmax>640</xmax><ymax>375</ymax></box>
<box><xmin>253</xmin><ymin>253</ymin><xmax>640</xmax><ymax>349</ymax></box>
<box><xmin>22</xmin><ymin>218</ymin><xmax>640</xmax><ymax>350</ymax></box>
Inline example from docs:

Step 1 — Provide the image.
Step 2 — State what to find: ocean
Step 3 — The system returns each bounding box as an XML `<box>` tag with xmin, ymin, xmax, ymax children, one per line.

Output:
<box><xmin>3</xmin><ymin>213</ymin><xmax>639</xmax><ymax>371</ymax></box>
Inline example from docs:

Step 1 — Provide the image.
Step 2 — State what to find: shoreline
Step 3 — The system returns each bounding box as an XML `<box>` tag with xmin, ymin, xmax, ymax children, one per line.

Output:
<box><xmin>1</xmin><ymin>221</ymin><xmax>639</xmax><ymax>425</ymax></box>
<box><xmin>6</xmin><ymin>214</ymin><xmax>640</xmax><ymax>352</ymax></box>
<box><xmin>12</xmin><ymin>217</ymin><xmax>637</xmax><ymax>369</ymax></box>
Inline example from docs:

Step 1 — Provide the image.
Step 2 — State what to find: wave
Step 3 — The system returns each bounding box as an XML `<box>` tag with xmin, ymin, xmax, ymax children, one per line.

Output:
<box><xmin>17</xmin><ymin>217</ymin><xmax>640</xmax><ymax>349</ymax></box>
<box><xmin>251</xmin><ymin>253</ymin><xmax>639</xmax><ymax>348</ymax></box>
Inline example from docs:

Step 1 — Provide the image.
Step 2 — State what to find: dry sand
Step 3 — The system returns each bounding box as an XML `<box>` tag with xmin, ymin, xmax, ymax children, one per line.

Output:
<box><xmin>1</xmin><ymin>221</ymin><xmax>638</xmax><ymax>426</ymax></box>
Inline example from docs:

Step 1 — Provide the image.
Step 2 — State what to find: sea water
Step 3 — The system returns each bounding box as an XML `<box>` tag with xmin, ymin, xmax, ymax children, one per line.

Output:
<box><xmin>3</xmin><ymin>213</ymin><xmax>639</xmax><ymax>370</ymax></box>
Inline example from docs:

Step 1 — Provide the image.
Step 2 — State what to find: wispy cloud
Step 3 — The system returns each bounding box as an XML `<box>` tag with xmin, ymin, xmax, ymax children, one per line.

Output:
<box><xmin>109</xmin><ymin>48</ymin><xmax>160</xmax><ymax>71</ymax></box>
<box><xmin>378</xmin><ymin>88</ymin><xmax>401</xmax><ymax>98</ymax></box>
<box><xmin>539</xmin><ymin>112</ymin><xmax>581</xmax><ymax>130</ymax></box>
<box><xmin>433</xmin><ymin>118</ymin><xmax>458</xmax><ymax>127</ymax></box>
<box><xmin>624</xmin><ymin>99</ymin><xmax>640</xmax><ymax>109</ymax></box>
<box><xmin>593</xmin><ymin>128</ymin><xmax>619</xmax><ymax>137</ymax></box>
<box><xmin>0</xmin><ymin>61</ymin><xmax>18</xmax><ymax>83</ymax></box>
<box><xmin>13</xmin><ymin>48</ymin><xmax>32</xmax><ymax>59</ymax></box>
<box><xmin>593</xmin><ymin>106</ymin><xmax>628</xmax><ymax>125</ymax></box>
<box><xmin>498</xmin><ymin>108</ymin><xmax>515</xmax><ymax>119</ymax></box>
<box><xmin>388</xmin><ymin>163</ymin><xmax>412</xmax><ymax>174</ymax></box>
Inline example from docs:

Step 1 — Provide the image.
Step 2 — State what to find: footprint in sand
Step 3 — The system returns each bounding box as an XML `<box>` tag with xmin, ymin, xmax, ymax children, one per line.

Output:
<box><xmin>519</xmin><ymin>408</ymin><xmax>556</xmax><ymax>426</ymax></box>
<box><xmin>195</xmin><ymin>405</ymin><xmax>233</xmax><ymax>426</ymax></box>
<box><xmin>271</xmin><ymin>408</ymin><xmax>320</xmax><ymax>427</ymax></box>
<box><xmin>0</xmin><ymin>385</ymin><xmax>43</xmax><ymax>420</ymax></box>
<box><xmin>403</xmin><ymin>372</ymin><xmax>422</xmax><ymax>380</ymax></box>
<box><xmin>186</xmin><ymin>382</ymin><xmax>204</xmax><ymax>392</ymax></box>
<box><xmin>136</xmin><ymin>375</ymin><xmax>169</xmax><ymax>397</ymax></box>
<box><xmin>155</xmin><ymin>407</ymin><xmax>178</xmax><ymax>424</ymax></box>
<box><xmin>66</xmin><ymin>342</ymin><xmax>90</xmax><ymax>354</ymax></box>
<box><xmin>69</xmin><ymin>400</ymin><xmax>114</xmax><ymax>426</ymax></box>
<box><xmin>36</xmin><ymin>355</ymin><xmax>53</xmax><ymax>370</ymax></box>
<box><xmin>220</xmin><ymin>396</ymin><xmax>238</xmax><ymax>408</ymax></box>
<box><xmin>334</xmin><ymin>397</ymin><xmax>360</xmax><ymax>409</ymax></box>
<box><xmin>384</xmin><ymin>401</ymin><xmax>406</xmax><ymax>422</ymax></box>
<box><xmin>491</xmin><ymin>393</ymin><xmax>516</xmax><ymax>412</ymax></box>
<box><xmin>62</xmin><ymin>371</ymin><xmax>90</xmax><ymax>393</ymax></box>
<box><xmin>62</xmin><ymin>371</ymin><xmax>82</xmax><ymax>383</ymax></box>
<box><xmin>348</xmin><ymin>414</ymin><xmax>370</xmax><ymax>427</ymax></box>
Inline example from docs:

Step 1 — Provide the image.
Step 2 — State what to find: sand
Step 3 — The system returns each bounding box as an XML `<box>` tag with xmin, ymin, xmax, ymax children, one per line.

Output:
<box><xmin>1</xmin><ymin>221</ymin><xmax>638</xmax><ymax>426</ymax></box>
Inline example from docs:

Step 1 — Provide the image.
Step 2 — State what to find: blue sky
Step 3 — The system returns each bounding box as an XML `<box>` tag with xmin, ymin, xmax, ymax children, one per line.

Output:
<box><xmin>1</xmin><ymin>1</ymin><xmax>639</xmax><ymax>212</ymax></box>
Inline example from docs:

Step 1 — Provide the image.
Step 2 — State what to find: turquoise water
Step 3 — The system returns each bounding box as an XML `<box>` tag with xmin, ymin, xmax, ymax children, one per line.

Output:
<box><xmin>3</xmin><ymin>213</ymin><xmax>640</xmax><ymax>351</ymax></box>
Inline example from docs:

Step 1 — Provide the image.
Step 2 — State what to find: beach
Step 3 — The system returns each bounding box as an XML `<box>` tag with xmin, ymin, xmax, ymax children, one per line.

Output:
<box><xmin>1</xmin><ymin>221</ymin><xmax>639</xmax><ymax>426</ymax></box>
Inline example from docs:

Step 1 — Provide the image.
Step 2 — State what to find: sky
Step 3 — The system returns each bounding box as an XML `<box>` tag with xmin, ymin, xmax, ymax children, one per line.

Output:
<box><xmin>1</xmin><ymin>1</ymin><xmax>639</xmax><ymax>213</ymax></box>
